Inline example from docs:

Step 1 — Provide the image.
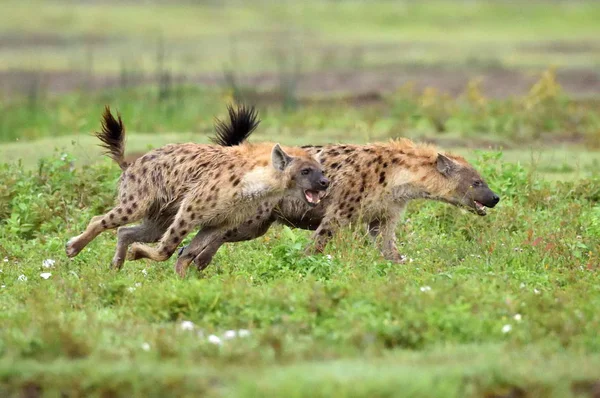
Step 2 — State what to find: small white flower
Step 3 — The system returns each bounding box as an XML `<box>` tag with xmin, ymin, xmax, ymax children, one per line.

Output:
<box><xmin>141</xmin><ymin>269</ymin><xmax>148</xmax><ymax>276</ymax></box>
<box><xmin>17</xmin><ymin>274</ymin><xmax>27</xmax><ymax>282</ymax></box>
<box><xmin>42</xmin><ymin>259</ymin><xmax>55</xmax><ymax>268</ymax></box>
<box><xmin>420</xmin><ymin>286</ymin><xmax>432</xmax><ymax>292</ymax></box>
<box><xmin>502</xmin><ymin>324</ymin><xmax>512</xmax><ymax>333</ymax></box>
<box><xmin>326</xmin><ymin>255</ymin><xmax>332</xmax><ymax>260</ymax></box>
<box><xmin>223</xmin><ymin>330</ymin><xmax>237</xmax><ymax>340</ymax></box>
<box><xmin>135</xmin><ymin>282</ymin><xmax>142</xmax><ymax>288</ymax></box>
<box><xmin>0</xmin><ymin>285</ymin><xmax>5</xmax><ymax>288</ymax></box>
<box><xmin>127</xmin><ymin>287</ymin><xmax>136</xmax><ymax>293</ymax></box>
<box><xmin>40</xmin><ymin>272</ymin><xmax>52</xmax><ymax>280</ymax></box>
<box><xmin>519</xmin><ymin>283</ymin><xmax>526</xmax><ymax>289</ymax></box>
<box><xmin>409</xmin><ymin>258</ymin><xmax>414</xmax><ymax>263</ymax></box>
<box><xmin>237</xmin><ymin>329</ymin><xmax>251</xmax><ymax>338</ymax></box>
<box><xmin>3</xmin><ymin>257</ymin><xmax>8</xmax><ymax>262</ymax></box>
<box><xmin>60</xmin><ymin>153</ymin><xmax>68</xmax><ymax>161</ymax></box>
<box><xmin>141</xmin><ymin>342</ymin><xmax>150</xmax><ymax>351</ymax></box>
<box><xmin>208</xmin><ymin>334</ymin><xmax>222</xmax><ymax>345</ymax></box>
<box><xmin>180</xmin><ymin>321</ymin><xmax>195</xmax><ymax>331</ymax></box>
<box><xmin>514</xmin><ymin>314</ymin><xmax>522</xmax><ymax>322</ymax></box>
<box><xmin>534</xmin><ymin>288</ymin><xmax>541</xmax><ymax>295</ymax></box>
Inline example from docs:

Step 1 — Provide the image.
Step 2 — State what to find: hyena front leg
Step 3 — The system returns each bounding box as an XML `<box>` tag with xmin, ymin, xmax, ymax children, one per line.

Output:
<box><xmin>174</xmin><ymin>226</ymin><xmax>222</xmax><ymax>276</ymax></box>
<box><xmin>66</xmin><ymin>204</ymin><xmax>146</xmax><ymax>258</ymax></box>
<box><xmin>305</xmin><ymin>215</ymin><xmax>346</xmax><ymax>256</ymax></box>
<box><xmin>371</xmin><ymin>216</ymin><xmax>405</xmax><ymax>263</ymax></box>
<box><xmin>112</xmin><ymin>219</ymin><xmax>170</xmax><ymax>270</ymax></box>
<box><xmin>368</xmin><ymin>205</ymin><xmax>407</xmax><ymax>263</ymax></box>
<box><xmin>177</xmin><ymin>211</ymin><xmax>276</xmax><ymax>272</ymax></box>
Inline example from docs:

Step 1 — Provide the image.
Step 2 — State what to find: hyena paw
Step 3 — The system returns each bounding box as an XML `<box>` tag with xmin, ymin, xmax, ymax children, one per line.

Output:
<box><xmin>111</xmin><ymin>255</ymin><xmax>125</xmax><ymax>270</ymax></box>
<box><xmin>385</xmin><ymin>252</ymin><xmax>407</xmax><ymax>264</ymax></box>
<box><xmin>65</xmin><ymin>236</ymin><xmax>83</xmax><ymax>258</ymax></box>
<box><xmin>304</xmin><ymin>244</ymin><xmax>324</xmax><ymax>257</ymax></box>
<box><xmin>127</xmin><ymin>243</ymin><xmax>146</xmax><ymax>261</ymax></box>
<box><xmin>174</xmin><ymin>257</ymin><xmax>190</xmax><ymax>278</ymax></box>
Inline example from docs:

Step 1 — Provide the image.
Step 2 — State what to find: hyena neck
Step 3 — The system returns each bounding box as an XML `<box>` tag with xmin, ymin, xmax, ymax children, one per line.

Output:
<box><xmin>392</xmin><ymin>183</ymin><xmax>431</xmax><ymax>201</ymax></box>
<box><xmin>391</xmin><ymin>173</ymin><xmax>448</xmax><ymax>203</ymax></box>
<box><xmin>240</xmin><ymin>167</ymin><xmax>286</xmax><ymax>200</ymax></box>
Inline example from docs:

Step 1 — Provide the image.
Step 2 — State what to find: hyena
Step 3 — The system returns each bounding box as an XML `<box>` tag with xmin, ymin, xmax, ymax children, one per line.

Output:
<box><xmin>177</xmin><ymin>118</ymin><xmax>500</xmax><ymax>269</ymax></box>
<box><xmin>65</xmin><ymin>105</ymin><xmax>329</xmax><ymax>277</ymax></box>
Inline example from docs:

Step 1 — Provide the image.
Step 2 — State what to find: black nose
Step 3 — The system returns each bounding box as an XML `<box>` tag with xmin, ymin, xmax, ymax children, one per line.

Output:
<box><xmin>319</xmin><ymin>177</ymin><xmax>329</xmax><ymax>188</ymax></box>
<box><xmin>491</xmin><ymin>194</ymin><xmax>500</xmax><ymax>205</ymax></box>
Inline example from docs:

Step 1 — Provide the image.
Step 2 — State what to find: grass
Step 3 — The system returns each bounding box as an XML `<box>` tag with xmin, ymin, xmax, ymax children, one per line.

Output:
<box><xmin>1</xmin><ymin>131</ymin><xmax>600</xmax><ymax>396</ymax></box>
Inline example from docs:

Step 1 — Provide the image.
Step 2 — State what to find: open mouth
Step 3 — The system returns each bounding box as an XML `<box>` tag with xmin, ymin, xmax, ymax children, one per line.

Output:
<box><xmin>304</xmin><ymin>189</ymin><xmax>326</xmax><ymax>206</ymax></box>
<box><xmin>473</xmin><ymin>200</ymin><xmax>487</xmax><ymax>216</ymax></box>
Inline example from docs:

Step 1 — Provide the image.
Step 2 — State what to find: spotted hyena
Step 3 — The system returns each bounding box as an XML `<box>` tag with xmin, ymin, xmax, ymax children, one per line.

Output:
<box><xmin>65</xmin><ymin>105</ymin><xmax>329</xmax><ymax>277</ymax></box>
<box><xmin>177</xmin><ymin>115</ymin><xmax>500</xmax><ymax>269</ymax></box>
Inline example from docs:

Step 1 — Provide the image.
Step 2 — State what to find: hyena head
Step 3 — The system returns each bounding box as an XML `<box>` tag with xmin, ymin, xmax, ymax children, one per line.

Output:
<box><xmin>435</xmin><ymin>154</ymin><xmax>500</xmax><ymax>216</ymax></box>
<box><xmin>271</xmin><ymin>144</ymin><xmax>329</xmax><ymax>207</ymax></box>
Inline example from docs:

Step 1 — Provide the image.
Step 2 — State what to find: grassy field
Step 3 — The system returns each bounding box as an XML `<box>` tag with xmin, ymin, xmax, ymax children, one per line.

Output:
<box><xmin>2</xmin><ymin>1</ymin><xmax>600</xmax><ymax>397</ymax></box>
<box><xmin>1</xmin><ymin>137</ymin><xmax>600</xmax><ymax>396</ymax></box>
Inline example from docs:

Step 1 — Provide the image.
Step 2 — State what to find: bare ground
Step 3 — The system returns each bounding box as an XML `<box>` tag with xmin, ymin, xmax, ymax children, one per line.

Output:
<box><xmin>2</xmin><ymin>65</ymin><xmax>599</xmax><ymax>101</ymax></box>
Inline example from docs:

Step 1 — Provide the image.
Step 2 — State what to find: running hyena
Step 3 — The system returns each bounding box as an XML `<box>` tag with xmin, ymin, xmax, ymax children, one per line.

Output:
<box><xmin>177</xmin><ymin>115</ymin><xmax>500</xmax><ymax>269</ymax></box>
<box><xmin>65</xmin><ymin>105</ymin><xmax>329</xmax><ymax>277</ymax></box>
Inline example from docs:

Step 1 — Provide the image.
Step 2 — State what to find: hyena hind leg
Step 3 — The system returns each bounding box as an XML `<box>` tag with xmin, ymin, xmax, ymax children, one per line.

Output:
<box><xmin>128</xmin><ymin>202</ymin><xmax>199</xmax><ymax>266</ymax></box>
<box><xmin>112</xmin><ymin>220</ymin><xmax>170</xmax><ymax>270</ymax></box>
<box><xmin>66</xmin><ymin>205</ymin><xmax>145</xmax><ymax>258</ymax></box>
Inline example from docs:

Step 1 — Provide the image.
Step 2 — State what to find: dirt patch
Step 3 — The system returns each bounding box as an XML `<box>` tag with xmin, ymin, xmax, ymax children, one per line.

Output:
<box><xmin>0</xmin><ymin>33</ymin><xmax>108</xmax><ymax>49</ymax></box>
<box><xmin>520</xmin><ymin>40</ymin><xmax>600</xmax><ymax>54</ymax></box>
<box><xmin>1</xmin><ymin>65</ymin><xmax>599</xmax><ymax>100</ymax></box>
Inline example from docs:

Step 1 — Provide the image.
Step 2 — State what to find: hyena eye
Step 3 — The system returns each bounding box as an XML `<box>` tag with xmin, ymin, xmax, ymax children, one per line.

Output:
<box><xmin>301</xmin><ymin>168</ymin><xmax>311</xmax><ymax>175</ymax></box>
<box><xmin>472</xmin><ymin>180</ymin><xmax>482</xmax><ymax>187</ymax></box>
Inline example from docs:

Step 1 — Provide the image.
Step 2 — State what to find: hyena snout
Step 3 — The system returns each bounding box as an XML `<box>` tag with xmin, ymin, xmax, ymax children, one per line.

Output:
<box><xmin>301</xmin><ymin>171</ymin><xmax>329</xmax><ymax>206</ymax></box>
<box><xmin>478</xmin><ymin>191</ymin><xmax>500</xmax><ymax>208</ymax></box>
<box><xmin>317</xmin><ymin>176</ymin><xmax>330</xmax><ymax>189</ymax></box>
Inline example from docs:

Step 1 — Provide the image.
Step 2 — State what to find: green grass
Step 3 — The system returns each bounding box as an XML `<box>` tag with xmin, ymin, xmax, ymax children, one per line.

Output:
<box><xmin>1</xmin><ymin>132</ymin><xmax>599</xmax><ymax>182</ymax></box>
<box><xmin>1</xmin><ymin>140</ymin><xmax>600</xmax><ymax>396</ymax></box>
<box><xmin>2</xmin><ymin>0</ymin><xmax>600</xmax><ymax>75</ymax></box>
<box><xmin>1</xmin><ymin>67</ymin><xmax>599</xmax><ymax>144</ymax></box>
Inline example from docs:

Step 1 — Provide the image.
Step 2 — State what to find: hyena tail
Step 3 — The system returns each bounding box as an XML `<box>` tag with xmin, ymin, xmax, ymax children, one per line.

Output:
<box><xmin>95</xmin><ymin>106</ymin><xmax>129</xmax><ymax>171</ymax></box>
<box><xmin>211</xmin><ymin>104</ymin><xmax>260</xmax><ymax>147</ymax></box>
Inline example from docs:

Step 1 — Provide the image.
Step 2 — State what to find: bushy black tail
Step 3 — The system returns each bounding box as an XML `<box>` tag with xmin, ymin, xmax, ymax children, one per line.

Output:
<box><xmin>95</xmin><ymin>106</ymin><xmax>128</xmax><ymax>170</ymax></box>
<box><xmin>211</xmin><ymin>104</ymin><xmax>260</xmax><ymax>147</ymax></box>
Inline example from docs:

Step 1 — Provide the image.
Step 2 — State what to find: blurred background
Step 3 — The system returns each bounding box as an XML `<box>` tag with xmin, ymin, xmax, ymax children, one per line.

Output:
<box><xmin>1</xmin><ymin>0</ymin><xmax>599</xmax><ymax>175</ymax></box>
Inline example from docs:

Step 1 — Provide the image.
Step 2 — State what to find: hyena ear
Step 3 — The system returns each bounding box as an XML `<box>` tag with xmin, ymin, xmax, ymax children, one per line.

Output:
<box><xmin>271</xmin><ymin>144</ymin><xmax>293</xmax><ymax>171</ymax></box>
<box><xmin>313</xmin><ymin>149</ymin><xmax>324</xmax><ymax>164</ymax></box>
<box><xmin>436</xmin><ymin>154</ymin><xmax>456</xmax><ymax>177</ymax></box>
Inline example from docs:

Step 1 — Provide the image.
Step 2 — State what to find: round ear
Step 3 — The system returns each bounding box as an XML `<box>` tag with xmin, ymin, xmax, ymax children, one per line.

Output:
<box><xmin>436</xmin><ymin>153</ymin><xmax>456</xmax><ymax>177</ymax></box>
<box><xmin>271</xmin><ymin>144</ymin><xmax>293</xmax><ymax>171</ymax></box>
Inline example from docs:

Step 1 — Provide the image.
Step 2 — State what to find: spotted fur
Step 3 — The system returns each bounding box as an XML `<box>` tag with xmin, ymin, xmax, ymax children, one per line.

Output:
<box><xmin>178</xmin><ymin>129</ymin><xmax>499</xmax><ymax>269</ymax></box>
<box><xmin>65</xmin><ymin>105</ymin><xmax>328</xmax><ymax>277</ymax></box>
